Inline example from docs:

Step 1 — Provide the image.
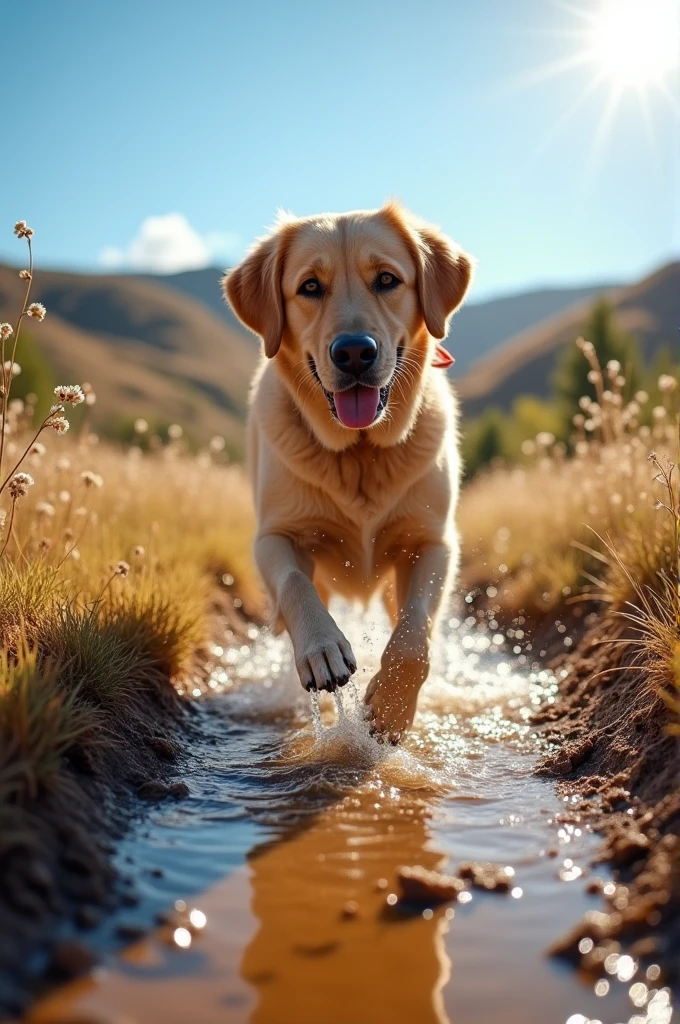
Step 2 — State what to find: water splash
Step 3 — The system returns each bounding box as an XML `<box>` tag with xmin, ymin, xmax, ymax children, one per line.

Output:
<box><xmin>309</xmin><ymin>690</ymin><xmax>322</xmax><ymax>739</ymax></box>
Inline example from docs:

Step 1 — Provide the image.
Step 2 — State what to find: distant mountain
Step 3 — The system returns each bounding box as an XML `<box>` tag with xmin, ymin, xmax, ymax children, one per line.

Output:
<box><xmin>134</xmin><ymin>268</ymin><xmax>250</xmax><ymax>339</ymax></box>
<box><xmin>448</xmin><ymin>282</ymin><xmax>619</xmax><ymax>373</ymax></box>
<box><xmin>1</xmin><ymin>257</ymin><xmax>664</xmax><ymax>450</ymax></box>
<box><xmin>0</xmin><ymin>266</ymin><xmax>257</xmax><ymax>451</ymax></box>
<box><xmin>456</xmin><ymin>261</ymin><xmax>679</xmax><ymax>416</ymax></box>
<box><xmin>139</xmin><ymin>267</ymin><xmax>621</xmax><ymax>375</ymax></box>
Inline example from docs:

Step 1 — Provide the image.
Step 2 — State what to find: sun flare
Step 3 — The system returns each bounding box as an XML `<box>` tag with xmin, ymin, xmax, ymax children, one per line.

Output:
<box><xmin>586</xmin><ymin>0</ymin><xmax>679</xmax><ymax>87</ymax></box>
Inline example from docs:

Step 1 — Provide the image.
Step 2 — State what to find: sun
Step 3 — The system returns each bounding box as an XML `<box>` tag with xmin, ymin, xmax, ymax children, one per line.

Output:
<box><xmin>585</xmin><ymin>0</ymin><xmax>679</xmax><ymax>88</ymax></box>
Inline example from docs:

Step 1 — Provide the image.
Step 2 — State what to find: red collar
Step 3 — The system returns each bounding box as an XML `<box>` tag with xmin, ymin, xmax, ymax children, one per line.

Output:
<box><xmin>432</xmin><ymin>344</ymin><xmax>455</xmax><ymax>369</ymax></box>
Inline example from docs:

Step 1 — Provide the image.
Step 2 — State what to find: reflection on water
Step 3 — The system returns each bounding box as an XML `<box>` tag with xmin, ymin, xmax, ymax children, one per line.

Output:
<box><xmin>26</xmin><ymin>606</ymin><xmax>674</xmax><ymax>1024</ymax></box>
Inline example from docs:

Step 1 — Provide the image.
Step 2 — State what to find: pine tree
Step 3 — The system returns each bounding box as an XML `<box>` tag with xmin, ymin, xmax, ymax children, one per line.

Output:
<box><xmin>553</xmin><ymin>298</ymin><xmax>641</xmax><ymax>426</ymax></box>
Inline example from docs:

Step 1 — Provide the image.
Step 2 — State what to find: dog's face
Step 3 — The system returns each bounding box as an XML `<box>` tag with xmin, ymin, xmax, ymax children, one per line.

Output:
<box><xmin>225</xmin><ymin>203</ymin><xmax>473</xmax><ymax>449</ymax></box>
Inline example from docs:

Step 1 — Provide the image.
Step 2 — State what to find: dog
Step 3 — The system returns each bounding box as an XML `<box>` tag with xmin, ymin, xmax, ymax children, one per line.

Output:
<box><xmin>224</xmin><ymin>202</ymin><xmax>473</xmax><ymax>743</ymax></box>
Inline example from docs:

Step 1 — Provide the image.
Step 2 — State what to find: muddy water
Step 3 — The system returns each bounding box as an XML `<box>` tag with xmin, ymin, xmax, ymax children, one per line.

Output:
<box><xmin>28</xmin><ymin>609</ymin><xmax>674</xmax><ymax>1024</ymax></box>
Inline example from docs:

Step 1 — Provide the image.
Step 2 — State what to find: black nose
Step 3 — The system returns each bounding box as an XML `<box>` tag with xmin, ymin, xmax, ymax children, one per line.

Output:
<box><xmin>329</xmin><ymin>334</ymin><xmax>378</xmax><ymax>376</ymax></box>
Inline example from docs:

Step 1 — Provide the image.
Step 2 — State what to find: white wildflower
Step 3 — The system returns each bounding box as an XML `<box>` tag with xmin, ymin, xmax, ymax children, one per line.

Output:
<box><xmin>27</xmin><ymin>302</ymin><xmax>46</xmax><ymax>321</ymax></box>
<box><xmin>8</xmin><ymin>472</ymin><xmax>34</xmax><ymax>498</ymax></box>
<box><xmin>80</xmin><ymin>470</ymin><xmax>103</xmax><ymax>488</ymax></box>
<box><xmin>54</xmin><ymin>384</ymin><xmax>85</xmax><ymax>405</ymax></box>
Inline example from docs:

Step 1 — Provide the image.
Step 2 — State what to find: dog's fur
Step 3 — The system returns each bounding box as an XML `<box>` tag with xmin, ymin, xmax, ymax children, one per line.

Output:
<box><xmin>224</xmin><ymin>203</ymin><xmax>473</xmax><ymax>742</ymax></box>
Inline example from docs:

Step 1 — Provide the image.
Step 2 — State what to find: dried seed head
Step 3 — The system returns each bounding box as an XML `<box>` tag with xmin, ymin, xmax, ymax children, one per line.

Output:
<box><xmin>63</xmin><ymin>527</ymin><xmax>74</xmax><ymax>541</ymax></box>
<box><xmin>606</xmin><ymin>360</ymin><xmax>621</xmax><ymax>375</ymax></box>
<box><xmin>635</xmin><ymin>390</ymin><xmax>649</xmax><ymax>404</ymax></box>
<box><xmin>8</xmin><ymin>472</ymin><xmax>34</xmax><ymax>498</ymax></box>
<box><xmin>14</xmin><ymin>221</ymin><xmax>33</xmax><ymax>239</ymax></box>
<box><xmin>38</xmin><ymin>537</ymin><xmax>52</xmax><ymax>551</ymax></box>
<box><xmin>30</xmin><ymin>441</ymin><xmax>46</xmax><ymax>457</ymax></box>
<box><xmin>587</xmin><ymin>370</ymin><xmax>601</xmax><ymax>384</ymax></box>
<box><xmin>658</xmin><ymin>374</ymin><xmax>677</xmax><ymax>393</ymax></box>
<box><xmin>133</xmin><ymin>544</ymin><xmax>145</xmax><ymax>557</ymax></box>
<box><xmin>168</xmin><ymin>424</ymin><xmax>183</xmax><ymax>440</ymax></box>
<box><xmin>80</xmin><ymin>470</ymin><xmax>103</xmax><ymax>488</ymax></box>
<box><xmin>59</xmin><ymin>490</ymin><xmax>71</xmax><ymax>503</ymax></box>
<box><xmin>54</xmin><ymin>384</ymin><xmax>85</xmax><ymax>405</ymax></box>
<box><xmin>209</xmin><ymin>435</ymin><xmax>226</xmax><ymax>453</ymax></box>
<box><xmin>35</xmin><ymin>501</ymin><xmax>55</xmax><ymax>518</ymax></box>
<box><xmin>0</xmin><ymin>323</ymin><xmax>13</xmax><ymax>341</ymax></box>
<box><xmin>27</xmin><ymin>302</ymin><xmax>46</xmax><ymax>322</ymax></box>
<box><xmin>4</xmin><ymin>361</ymin><xmax>21</xmax><ymax>378</ymax></box>
<box><xmin>134</xmin><ymin>418</ymin><xmax>149</xmax><ymax>434</ymax></box>
<box><xmin>85</xmin><ymin>391</ymin><xmax>97</xmax><ymax>406</ymax></box>
<box><xmin>19</xmin><ymin>269</ymin><xmax>31</xmax><ymax>281</ymax></box>
<box><xmin>56</xmin><ymin>456</ymin><xmax>71</xmax><ymax>471</ymax></box>
<box><xmin>535</xmin><ymin>431</ymin><xmax>555</xmax><ymax>448</ymax></box>
<box><xmin>46</xmin><ymin>414</ymin><xmax>70</xmax><ymax>434</ymax></box>
<box><xmin>115</xmin><ymin>560</ymin><xmax>130</xmax><ymax>578</ymax></box>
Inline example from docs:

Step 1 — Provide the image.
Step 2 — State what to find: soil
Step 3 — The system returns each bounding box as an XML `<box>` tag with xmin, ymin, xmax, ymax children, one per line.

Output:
<box><xmin>532</xmin><ymin>613</ymin><xmax>679</xmax><ymax>983</ymax></box>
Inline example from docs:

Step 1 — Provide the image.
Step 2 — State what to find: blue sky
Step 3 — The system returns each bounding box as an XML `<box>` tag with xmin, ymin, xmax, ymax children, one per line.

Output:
<box><xmin>2</xmin><ymin>0</ymin><xmax>678</xmax><ymax>300</ymax></box>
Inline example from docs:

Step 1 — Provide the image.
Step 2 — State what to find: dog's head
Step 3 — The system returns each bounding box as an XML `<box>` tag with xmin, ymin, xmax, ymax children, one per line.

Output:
<box><xmin>224</xmin><ymin>203</ymin><xmax>473</xmax><ymax>449</ymax></box>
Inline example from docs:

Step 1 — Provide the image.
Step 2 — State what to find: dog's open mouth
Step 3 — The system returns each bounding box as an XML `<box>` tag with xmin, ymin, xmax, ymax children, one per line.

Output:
<box><xmin>308</xmin><ymin>352</ymin><xmax>402</xmax><ymax>430</ymax></box>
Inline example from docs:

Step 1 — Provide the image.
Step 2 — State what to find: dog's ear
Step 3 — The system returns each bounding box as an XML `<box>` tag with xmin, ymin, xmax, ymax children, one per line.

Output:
<box><xmin>383</xmin><ymin>203</ymin><xmax>474</xmax><ymax>340</ymax></box>
<box><xmin>222</xmin><ymin>231</ymin><xmax>286</xmax><ymax>358</ymax></box>
<box><xmin>413</xmin><ymin>225</ymin><xmax>474</xmax><ymax>340</ymax></box>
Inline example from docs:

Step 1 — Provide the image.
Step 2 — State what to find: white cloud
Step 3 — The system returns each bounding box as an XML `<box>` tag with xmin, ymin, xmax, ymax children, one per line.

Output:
<box><xmin>98</xmin><ymin>214</ymin><xmax>242</xmax><ymax>274</ymax></box>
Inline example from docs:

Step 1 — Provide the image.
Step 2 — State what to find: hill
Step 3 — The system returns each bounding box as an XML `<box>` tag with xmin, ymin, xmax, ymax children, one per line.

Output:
<box><xmin>139</xmin><ymin>267</ymin><xmax>619</xmax><ymax>375</ymax></box>
<box><xmin>0</xmin><ymin>265</ymin><xmax>258</xmax><ymax>453</ymax></box>
<box><xmin>456</xmin><ymin>261</ymin><xmax>679</xmax><ymax>416</ymax></box>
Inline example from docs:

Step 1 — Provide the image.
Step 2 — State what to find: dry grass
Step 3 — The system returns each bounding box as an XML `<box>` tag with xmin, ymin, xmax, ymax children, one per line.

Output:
<box><xmin>459</xmin><ymin>340</ymin><xmax>679</xmax><ymax>723</ymax></box>
<box><xmin>0</xmin><ymin>222</ymin><xmax>257</xmax><ymax>833</ymax></box>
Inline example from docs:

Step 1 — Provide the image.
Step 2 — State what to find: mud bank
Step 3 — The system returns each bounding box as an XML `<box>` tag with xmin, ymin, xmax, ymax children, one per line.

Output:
<box><xmin>0</xmin><ymin>667</ymin><xmax>191</xmax><ymax>1020</ymax></box>
<box><xmin>0</xmin><ymin>595</ymin><xmax>252</xmax><ymax>1021</ymax></box>
<box><xmin>535</xmin><ymin>614</ymin><xmax>679</xmax><ymax>983</ymax></box>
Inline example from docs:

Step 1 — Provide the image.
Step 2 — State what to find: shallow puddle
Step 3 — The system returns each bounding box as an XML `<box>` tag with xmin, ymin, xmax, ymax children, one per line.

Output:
<box><xmin>27</xmin><ymin>609</ymin><xmax>674</xmax><ymax>1024</ymax></box>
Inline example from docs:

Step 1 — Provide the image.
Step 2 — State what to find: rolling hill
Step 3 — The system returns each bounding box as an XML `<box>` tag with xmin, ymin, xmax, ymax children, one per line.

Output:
<box><xmin>0</xmin><ymin>257</ymin><xmax>672</xmax><ymax>449</ymax></box>
<box><xmin>0</xmin><ymin>265</ymin><xmax>258</xmax><ymax>452</ymax></box>
<box><xmin>456</xmin><ymin>261</ymin><xmax>679</xmax><ymax>416</ymax></box>
<box><xmin>137</xmin><ymin>266</ymin><xmax>619</xmax><ymax>375</ymax></box>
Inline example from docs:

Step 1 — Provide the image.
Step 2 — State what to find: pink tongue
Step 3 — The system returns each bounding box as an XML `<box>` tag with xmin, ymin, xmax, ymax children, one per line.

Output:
<box><xmin>334</xmin><ymin>385</ymin><xmax>381</xmax><ymax>429</ymax></box>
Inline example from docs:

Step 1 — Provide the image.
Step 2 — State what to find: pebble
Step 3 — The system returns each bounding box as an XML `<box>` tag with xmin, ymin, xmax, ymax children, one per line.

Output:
<box><xmin>51</xmin><ymin>939</ymin><xmax>97</xmax><ymax>977</ymax></box>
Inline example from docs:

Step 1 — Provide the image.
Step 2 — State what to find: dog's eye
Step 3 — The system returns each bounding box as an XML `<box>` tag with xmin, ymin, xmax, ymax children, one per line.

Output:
<box><xmin>375</xmin><ymin>272</ymin><xmax>401</xmax><ymax>291</ymax></box>
<box><xmin>298</xmin><ymin>277</ymin><xmax>323</xmax><ymax>297</ymax></box>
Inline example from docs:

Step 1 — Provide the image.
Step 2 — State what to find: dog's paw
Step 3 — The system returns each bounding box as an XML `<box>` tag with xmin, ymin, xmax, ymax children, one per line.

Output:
<box><xmin>363</xmin><ymin>630</ymin><xmax>430</xmax><ymax>743</ymax></box>
<box><xmin>363</xmin><ymin>670</ymin><xmax>421</xmax><ymax>745</ymax></box>
<box><xmin>296</xmin><ymin>637</ymin><xmax>357</xmax><ymax>693</ymax></box>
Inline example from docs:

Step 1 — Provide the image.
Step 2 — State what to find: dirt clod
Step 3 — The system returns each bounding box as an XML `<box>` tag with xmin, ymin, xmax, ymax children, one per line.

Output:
<box><xmin>115</xmin><ymin>922</ymin><xmax>146</xmax><ymax>940</ymax></box>
<box><xmin>50</xmin><ymin>939</ymin><xmax>97</xmax><ymax>978</ymax></box>
<box><xmin>75</xmin><ymin>906</ymin><xmax>101</xmax><ymax>930</ymax></box>
<box><xmin>457</xmin><ymin>861</ymin><xmax>514</xmax><ymax>892</ymax></box>
<box><xmin>147</xmin><ymin>736</ymin><xmax>179</xmax><ymax>760</ymax></box>
<box><xmin>397</xmin><ymin>865</ymin><xmax>467</xmax><ymax>905</ymax></box>
<box><xmin>137</xmin><ymin>779</ymin><xmax>170</xmax><ymax>800</ymax></box>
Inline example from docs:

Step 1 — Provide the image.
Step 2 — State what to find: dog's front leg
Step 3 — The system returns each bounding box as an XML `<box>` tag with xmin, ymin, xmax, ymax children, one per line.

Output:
<box><xmin>365</xmin><ymin>542</ymin><xmax>454</xmax><ymax>743</ymax></box>
<box><xmin>255</xmin><ymin>533</ymin><xmax>357</xmax><ymax>692</ymax></box>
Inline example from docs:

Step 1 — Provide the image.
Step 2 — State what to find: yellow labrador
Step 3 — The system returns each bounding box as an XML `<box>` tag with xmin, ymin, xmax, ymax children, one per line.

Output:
<box><xmin>224</xmin><ymin>203</ymin><xmax>473</xmax><ymax>742</ymax></box>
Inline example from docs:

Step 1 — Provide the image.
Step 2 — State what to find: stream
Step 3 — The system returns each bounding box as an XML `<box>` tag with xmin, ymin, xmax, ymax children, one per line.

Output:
<box><xmin>28</xmin><ymin>606</ymin><xmax>674</xmax><ymax>1024</ymax></box>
